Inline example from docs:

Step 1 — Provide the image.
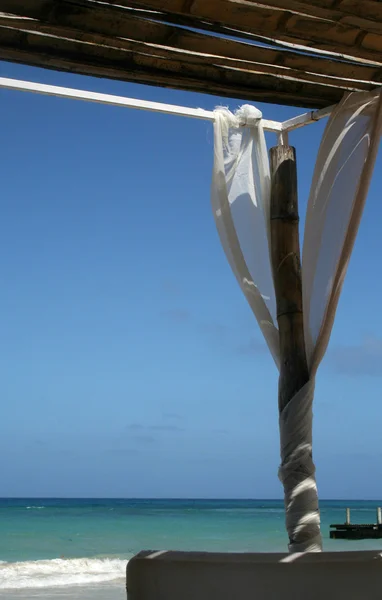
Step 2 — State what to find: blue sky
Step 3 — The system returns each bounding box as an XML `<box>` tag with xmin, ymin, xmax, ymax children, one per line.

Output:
<box><xmin>1</xmin><ymin>61</ymin><xmax>382</xmax><ymax>500</ymax></box>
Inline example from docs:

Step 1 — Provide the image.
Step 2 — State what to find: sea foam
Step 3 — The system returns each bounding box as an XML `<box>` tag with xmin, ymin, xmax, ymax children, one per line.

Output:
<box><xmin>0</xmin><ymin>557</ymin><xmax>127</xmax><ymax>589</ymax></box>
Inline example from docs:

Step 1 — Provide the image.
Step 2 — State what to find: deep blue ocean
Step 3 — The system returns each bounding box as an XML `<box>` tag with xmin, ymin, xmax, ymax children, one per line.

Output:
<box><xmin>1</xmin><ymin>498</ymin><xmax>382</xmax><ymax>597</ymax></box>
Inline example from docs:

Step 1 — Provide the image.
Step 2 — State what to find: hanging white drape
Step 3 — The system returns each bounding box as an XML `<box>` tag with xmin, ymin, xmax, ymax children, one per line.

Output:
<box><xmin>211</xmin><ymin>90</ymin><xmax>382</xmax><ymax>552</ymax></box>
<box><xmin>303</xmin><ymin>91</ymin><xmax>382</xmax><ymax>373</ymax></box>
<box><xmin>211</xmin><ymin>106</ymin><xmax>279</xmax><ymax>366</ymax></box>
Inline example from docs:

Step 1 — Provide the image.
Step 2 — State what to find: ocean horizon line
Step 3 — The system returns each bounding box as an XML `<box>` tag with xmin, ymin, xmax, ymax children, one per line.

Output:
<box><xmin>1</xmin><ymin>496</ymin><xmax>381</xmax><ymax>502</ymax></box>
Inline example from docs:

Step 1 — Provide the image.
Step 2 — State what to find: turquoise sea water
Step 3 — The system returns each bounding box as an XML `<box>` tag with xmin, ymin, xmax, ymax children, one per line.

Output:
<box><xmin>1</xmin><ymin>498</ymin><xmax>382</xmax><ymax>597</ymax></box>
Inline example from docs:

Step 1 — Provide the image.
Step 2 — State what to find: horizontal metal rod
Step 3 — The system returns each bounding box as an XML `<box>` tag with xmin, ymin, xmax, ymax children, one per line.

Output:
<box><xmin>0</xmin><ymin>76</ymin><xmax>217</xmax><ymax>121</ymax></box>
<box><xmin>282</xmin><ymin>104</ymin><xmax>334</xmax><ymax>132</ymax></box>
<box><xmin>0</xmin><ymin>76</ymin><xmax>283</xmax><ymax>132</ymax></box>
<box><xmin>0</xmin><ymin>77</ymin><xmax>338</xmax><ymax>135</ymax></box>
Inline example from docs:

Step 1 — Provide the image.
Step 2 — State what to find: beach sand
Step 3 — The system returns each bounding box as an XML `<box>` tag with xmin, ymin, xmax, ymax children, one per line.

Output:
<box><xmin>1</xmin><ymin>580</ymin><xmax>126</xmax><ymax>599</ymax></box>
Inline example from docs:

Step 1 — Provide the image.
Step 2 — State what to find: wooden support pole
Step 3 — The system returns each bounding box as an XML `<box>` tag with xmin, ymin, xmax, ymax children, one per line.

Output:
<box><xmin>377</xmin><ymin>507</ymin><xmax>381</xmax><ymax>525</ymax></box>
<box><xmin>270</xmin><ymin>145</ymin><xmax>321</xmax><ymax>550</ymax></box>
<box><xmin>270</xmin><ymin>145</ymin><xmax>308</xmax><ymax>411</ymax></box>
<box><xmin>346</xmin><ymin>508</ymin><xmax>351</xmax><ymax>525</ymax></box>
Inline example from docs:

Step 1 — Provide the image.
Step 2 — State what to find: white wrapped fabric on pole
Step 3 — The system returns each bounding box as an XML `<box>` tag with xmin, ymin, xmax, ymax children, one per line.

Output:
<box><xmin>211</xmin><ymin>89</ymin><xmax>382</xmax><ymax>552</ymax></box>
<box><xmin>278</xmin><ymin>378</ymin><xmax>321</xmax><ymax>552</ymax></box>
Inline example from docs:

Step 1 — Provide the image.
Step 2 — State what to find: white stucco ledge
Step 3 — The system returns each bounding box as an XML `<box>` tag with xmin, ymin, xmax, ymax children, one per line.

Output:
<box><xmin>126</xmin><ymin>550</ymin><xmax>382</xmax><ymax>600</ymax></box>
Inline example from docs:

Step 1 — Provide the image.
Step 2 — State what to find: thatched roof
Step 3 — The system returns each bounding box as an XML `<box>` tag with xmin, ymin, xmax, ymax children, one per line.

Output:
<box><xmin>0</xmin><ymin>0</ymin><xmax>381</xmax><ymax>108</ymax></box>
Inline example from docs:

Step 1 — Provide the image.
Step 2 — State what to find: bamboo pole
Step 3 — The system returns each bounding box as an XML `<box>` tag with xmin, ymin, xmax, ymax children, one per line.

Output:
<box><xmin>270</xmin><ymin>145</ymin><xmax>308</xmax><ymax>411</ymax></box>
<box><xmin>270</xmin><ymin>145</ymin><xmax>321</xmax><ymax>550</ymax></box>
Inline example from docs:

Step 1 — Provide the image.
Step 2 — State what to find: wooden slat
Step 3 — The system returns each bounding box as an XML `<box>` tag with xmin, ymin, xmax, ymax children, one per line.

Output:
<box><xmin>301</xmin><ymin>0</ymin><xmax>382</xmax><ymax>22</ymax></box>
<box><xmin>1</xmin><ymin>0</ymin><xmax>381</xmax><ymax>84</ymax></box>
<box><xmin>0</xmin><ymin>18</ymin><xmax>372</xmax><ymax>91</ymax></box>
<box><xmin>116</xmin><ymin>0</ymin><xmax>382</xmax><ymax>63</ymax></box>
<box><xmin>0</xmin><ymin>26</ymin><xmax>345</xmax><ymax>108</ymax></box>
<box><xmin>0</xmin><ymin>11</ymin><xmax>378</xmax><ymax>89</ymax></box>
<box><xmin>241</xmin><ymin>0</ymin><xmax>382</xmax><ymax>36</ymax></box>
<box><xmin>0</xmin><ymin>0</ymin><xmax>381</xmax><ymax>108</ymax></box>
<box><xmin>66</xmin><ymin>0</ymin><xmax>382</xmax><ymax>47</ymax></box>
<box><xmin>0</xmin><ymin>0</ymin><xmax>307</xmax><ymax>65</ymax></box>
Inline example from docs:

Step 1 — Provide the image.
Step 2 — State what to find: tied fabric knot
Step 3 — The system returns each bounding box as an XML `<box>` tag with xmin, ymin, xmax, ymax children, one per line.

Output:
<box><xmin>236</xmin><ymin>104</ymin><xmax>263</xmax><ymax>127</ymax></box>
<box><xmin>213</xmin><ymin>105</ymin><xmax>264</xmax><ymax>149</ymax></box>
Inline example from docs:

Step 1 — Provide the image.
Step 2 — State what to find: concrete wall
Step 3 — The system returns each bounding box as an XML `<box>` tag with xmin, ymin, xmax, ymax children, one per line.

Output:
<box><xmin>126</xmin><ymin>550</ymin><xmax>382</xmax><ymax>600</ymax></box>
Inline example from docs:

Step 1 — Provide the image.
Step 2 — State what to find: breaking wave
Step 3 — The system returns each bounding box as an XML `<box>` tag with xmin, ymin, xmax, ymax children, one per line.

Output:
<box><xmin>0</xmin><ymin>557</ymin><xmax>127</xmax><ymax>590</ymax></box>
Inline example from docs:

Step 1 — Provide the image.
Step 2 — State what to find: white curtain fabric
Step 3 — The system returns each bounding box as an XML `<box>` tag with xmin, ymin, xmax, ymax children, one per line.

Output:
<box><xmin>211</xmin><ymin>90</ymin><xmax>382</xmax><ymax>552</ymax></box>
<box><xmin>211</xmin><ymin>106</ymin><xmax>279</xmax><ymax>367</ymax></box>
<box><xmin>303</xmin><ymin>90</ymin><xmax>382</xmax><ymax>374</ymax></box>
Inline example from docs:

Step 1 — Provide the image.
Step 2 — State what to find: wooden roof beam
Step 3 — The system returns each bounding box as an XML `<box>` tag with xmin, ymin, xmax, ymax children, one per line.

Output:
<box><xmin>0</xmin><ymin>13</ymin><xmax>378</xmax><ymax>90</ymax></box>
<box><xmin>116</xmin><ymin>0</ymin><xmax>382</xmax><ymax>64</ymax></box>
<box><xmin>0</xmin><ymin>26</ymin><xmax>345</xmax><ymax>108</ymax></box>
<box><xmin>0</xmin><ymin>1</ymin><xmax>381</xmax><ymax>84</ymax></box>
<box><xmin>227</xmin><ymin>0</ymin><xmax>382</xmax><ymax>35</ymax></box>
